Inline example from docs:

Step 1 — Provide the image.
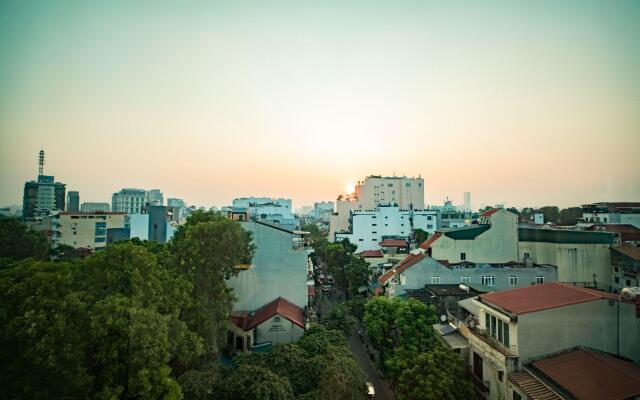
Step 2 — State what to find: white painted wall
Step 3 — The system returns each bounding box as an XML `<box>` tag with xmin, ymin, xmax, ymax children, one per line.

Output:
<box><xmin>254</xmin><ymin>314</ymin><xmax>305</xmax><ymax>345</ymax></box>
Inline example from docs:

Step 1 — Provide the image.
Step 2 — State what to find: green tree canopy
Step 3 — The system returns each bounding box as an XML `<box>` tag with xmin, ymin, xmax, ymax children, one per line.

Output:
<box><xmin>413</xmin><ymin>228</ymin><xmax>429</xmax><ymax>246</ymax></box>
<box><xmin>0</xmin><ymin>216</ymin><xmax>50</xmax><ymax>261</ymax></box>
<box><xmin>559</xmin><ymin>207</ymin><xmax>582</xmax><ymax>225</ymax></box>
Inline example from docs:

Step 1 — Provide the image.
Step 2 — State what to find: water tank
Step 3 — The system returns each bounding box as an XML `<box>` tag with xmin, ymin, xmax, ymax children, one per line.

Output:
<box><xmin>621</xmin><ymin>287</ymin><xmax>640</xmax><ymax>301</ymax></box>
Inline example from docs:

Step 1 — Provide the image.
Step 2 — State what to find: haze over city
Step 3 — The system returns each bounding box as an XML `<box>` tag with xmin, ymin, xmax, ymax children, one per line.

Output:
<box><xmin>2</xmin><ymin>0</ymin><xmax>639</xmax><ymax>209</ymax></box>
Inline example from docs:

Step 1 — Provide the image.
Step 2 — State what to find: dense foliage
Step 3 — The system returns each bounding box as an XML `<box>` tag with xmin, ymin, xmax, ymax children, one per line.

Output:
<box><xmin>364</xmin><ymin>297</ymin><xmax>473</xmax><ymax>400</ymax></box>
<box><xmin>0</xmin><ymin>216</ymin><xmax>50</xmax><ymax>260</ymax></box>
<box><xmin>225</xmin><ymin>325</ymin><xmax>368</xmax><ymax>400</ymax></box>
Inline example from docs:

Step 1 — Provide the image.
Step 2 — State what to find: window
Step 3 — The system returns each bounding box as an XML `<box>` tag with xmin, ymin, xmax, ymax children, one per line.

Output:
<box><xmin>460</xmin><ymin>252</ymin><xmax>466</xmax><ymax>261</ymax></box>
<box><xmin>627</xmin><ymin>279</ymin><xmax>632</xmax><ymax>286</ymax></box>
<box><xmin>614</xmin><ymin>276</ymin><xmax>619</xmax><ymax>284</ymax></box>
<box><xmin>388</xmin><ymin>183</ymin><xmax>393</xmax><ymax>187</ymax></box>
<box><xmin>460</xmin><ymin>276</ymin><xmax>470</xmax><ymax>284</ymax></box>
<box><xmin>482</xmin><ymin>275</ymin><xmax>495</xmax><ymax>286</ymax></box>
<box><xmin>405</xmin><ymin>183</ymin><xmax>411</xmax><ymax>187</ymax></box>
<box><xmin>427</xmin><ymin>224</ymin><xmax>433</xmax><ymax>229</ymax></box>
<box><xmin>498</xmin><ymin>371</ymin><xmax>503</xmax><ymax>382</ymax></box>
<box><xmin>509</xmin><ymin>276</ymin><xmax>518</xmax><ymax>287</ymax></box>
<box><xmin>372</xmin><ymin>231</ymin><xmax>377</xmax><ymax>234</ymax></box>
<box><xmin>523</xmin><ymin>252</ymin><xmax>530</xmax><ymax>259</ymax></box>
<box><xmin>274</xmin><ymin>316</ymin><xmax>281</xmax><ymax>322</ymax></box>
<box><xmin>358</xmin><ymin>239</ymin><xmax>364</xmax><ymax>242</ymax></box>
<box><xmin>400</xmin><ymin>274</ymin><xmax>406</xmax><ymax>285</ymax></box>
<box><xmin>536</xmin><ymin>275</ymin><xmax>544</xmax><ymax>284</ymax></box>
<box><xmin>95</xmin><ymin>237</ymin><xmax>106</xmax><ymax>243</ymax></box>
<box><xmin>513</xmin><ymin>392</ymin><xmax>522</xmax><ymax>400</ymax></box>
<box><xmin>431</xmin><ymin>276</ymin><xmax>440</xmax><ymax>284</ymax></box>
<box><xmin>486</xmin><ymin>312</ymin><xmax>510</xmax><ymax>347</ymax></box>
<box><xmin>372</xmin><ymin>223</ymin><xmax>377</xmax><ymax>226</ymax></box>
<box><xmin>385</xmin><ymin>224</ymin><xmax>388</xmax><ymax>226</ymax></box>
<box><xmin>427</xmin><ymin>216</ymin><xmax>432</xmax><ymax>220</ymax></box>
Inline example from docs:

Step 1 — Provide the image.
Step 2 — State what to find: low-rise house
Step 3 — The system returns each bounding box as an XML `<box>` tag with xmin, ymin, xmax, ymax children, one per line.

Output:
<box><xmin>405</xmin><ymin>284</ymin><xmax>489</xmax><ymax>318</ymax></box>
<box><xmin>226</xmin><ymin>221</ymin><xmax>308</xmax><ymax>351</ymax></box>
<box><xmin>466</xmin><ymin>282</ymin><xmax>640</xmax><ymax>399</ymax></box>
<box><xmin>228</xmin><ymin>297</ymin><xmax>305</xmax><ymax>353</ymax></box>
<box><xmin>580</xmin><ymin>202</ymin><xmax>640</xmax><ymax>229</ymax></box>
<box><xmin>378</xmin><ymin>250</ymin><xmax>557</xmax><ymax>298</ymax></box>
<box><xmin>509</xmin><ymin>347</ymin><xmax>640</xmax><ymax>400</ymax></box>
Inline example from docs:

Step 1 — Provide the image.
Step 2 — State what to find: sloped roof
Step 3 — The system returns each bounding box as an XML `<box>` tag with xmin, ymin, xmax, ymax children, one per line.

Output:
<box><xmin>585</xmin><ymin>224</ymin><xmax>640</xmax><ymax>242</ymax></box>
<box><xmin>378</xmin><ymin>251</ymin><xmax>427</xmax><ymax>285</ymax></box>
<box><xmin>613</xmin><ymin>243</ymin><xmax>640</xmax><ymax>261</ymax></box>
<box><xmin>530</xmin><ymin>348</ymin><xmax>640</xmax><ymax>400</ymax></box>
<box><xmin>509</xmin><ymin>371</ymin><xmax>562</xmax><ymax>400</ymax></box>
<box><xmin>379</xmin><ymin>239</ymin><xmax>408</xmax><ymax>247</ymax></box>
<box><xmin>478</xmin><ymin>282</ymin><xmax>621</xmax><ymax>316</ymax></box>
<box><xmin>442</xmin><ymin>225</ymin><xmax>491</xmax><ymax>240</ymax></box>
<box><xmin>230</xmin><ymin>297</ymin><xmax>305</xmax><ymax>330</ymax></box>
<box><xmin>480</xmin><ymin>208</ymin><xmax>499</xmax><ymax>218</ymax></box>
<box><xmin>359</xmin><ymin>249</ymin><xmax>384</xmax><ymax>258</ymax></box>
<box><xmin>419</xmin><ymin>232</ymin><xmax>442</xmax><ymax>249</ymax></box>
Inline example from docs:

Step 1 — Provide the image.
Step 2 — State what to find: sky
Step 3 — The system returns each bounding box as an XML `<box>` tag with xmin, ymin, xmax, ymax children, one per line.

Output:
<box><xmin>1</xmin><ymin>0</ymin><xmax>639</xmax><ymax>210</ymax></box>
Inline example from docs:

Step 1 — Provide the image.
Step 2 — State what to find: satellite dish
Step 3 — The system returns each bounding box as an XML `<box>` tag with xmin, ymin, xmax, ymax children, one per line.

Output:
<box><xmin>440</xmin><ymin>315</ymin><xmax>447</xmax><ymax>322</ymax></box>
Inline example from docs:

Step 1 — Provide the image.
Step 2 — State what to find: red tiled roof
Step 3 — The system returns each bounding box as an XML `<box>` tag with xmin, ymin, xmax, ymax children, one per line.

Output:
<box><xmin>480</xmin><ymin>208</ymin><xmax>499</xmax><ymax>218</ymax></box>
<box><xmin>379</xmin><ymin>239</ymin><xmax>408</xmax><ymax>247</ymax></box>
<box><xmin>509</xmin><ymin>371</ymin><xmax>562</xmax><ymax>400</ymax></box>
<box><xmin>378</xmin><ymin>252</ymin><xmax>427</xmax><ymax>285</ymax></box>
<box><xmin>614</xmin><ymin>243</ymin><xmax>640</xmax><ymax>261</ymax></box>
<box><xmin>230</xmin><ymin>297</ymin><xmax>305</xmax><ymax>330</ymax></box>
<box><xmin>308</xmin><ymin>286</ymin><xmax>316</xmax><ymax>297</ymax></box>
<box><xmin>478</xmin><ymin>282</ymin><xmax>622</xmax><ymax>316</ymax></box>
<box><xmin>586</xmin><ymin>224</ymin><xmax>640</xmax><ymax>242</ymax></box>
<box><xmin>436</xmin><ymin>259</ymin><xmax>450</xmax><ymax>267</ymax></box>
<box><xmin>359</xmin><ymin>250</ymin><xmax>384</xmax><ymax>258</ymax></box>
<box><xmin>531</xmin><ymin>348</ymin><xmax>640</xmax><ymax>400</ymax></box>
<box><xmin>419</xmin><ymin>232</ymin><xmax>442</xmax><ymax>249</ymax></box>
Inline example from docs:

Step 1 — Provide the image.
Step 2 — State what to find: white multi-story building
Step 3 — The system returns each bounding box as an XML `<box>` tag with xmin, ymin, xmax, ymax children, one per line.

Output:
<box><xmin>232</xmin><ymin>197</ymin><xmax>299</xmax><ymax>231</ymax></box>
<box><xmin>80</xmin><ymin>202</ymin><xmax>110</xmax><ymax>213</ymax></box>
<box><xmin>329</xmin><ymin>175</ymin><xmax>425</xmax><ymax>241</ymax></box>
<box><xmin>580</xmin><ymin>202</ymin><xmax>640</xmax><ymax>229</ymax></box>
<box><xmin>145</xmin><ymin>189</ymin><xmax>164</xmax><ymax>206</ymax></box>
<box><xmin>334</xmin><ymin>204</ymin><xmax>438</xmax><ymax>252</ymax></box>
<box><xmin>51</xmin><ymin>211</ymin><xmax>127</xmax><ymax>250</ymax></box>
<box><xmin>112</xmin><ymin>188</ymin><xmax>146</xmax><ymax>214</ymax></box>
<box><xmin>311</xmin><ymin>201</ymin><xmax>334</xmax><ymax>222</ymax></box>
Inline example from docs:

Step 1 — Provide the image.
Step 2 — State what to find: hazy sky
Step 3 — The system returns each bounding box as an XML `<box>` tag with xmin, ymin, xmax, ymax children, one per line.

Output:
<box><xmin>1</xmin><ymin>0</ymin><xmax>639</xmax><ymax>210</ymax></box>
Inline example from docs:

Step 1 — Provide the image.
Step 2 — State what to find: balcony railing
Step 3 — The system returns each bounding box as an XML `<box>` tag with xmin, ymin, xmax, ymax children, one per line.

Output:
<box><xmin>468</xmin><ymin>325</ymin><xmax>518</xmax><ymax>357</ymax></box>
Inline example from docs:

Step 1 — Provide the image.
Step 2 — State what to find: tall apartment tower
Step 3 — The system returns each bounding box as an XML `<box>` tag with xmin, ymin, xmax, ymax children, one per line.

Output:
<box><xmin>66</xmin><ymin>191</ymin><xmax>80</xmax><ymax>212</ymax></box>
<box><xmin>463</xmin><ymin>192</ymin><xmax>471</xmax><ymax>211</ymax></box>
<box><xmin>22</xmin><ymin>150</ymin><xmax>66</xmax><ymax>220</ymax></box>
<box><xmin>354</xmin><ymin>175</ymin><xmax>424</xmax><ymax>210</ymax></box>
<box><xmin>145</xmin><ymin>189</ymin><xmax>164</xmax><ymax>206</ymax></box>
<box><xmin>112</xmin><ymin>188</ymin><xmax>146</xmax><ymax>214</ymax></box>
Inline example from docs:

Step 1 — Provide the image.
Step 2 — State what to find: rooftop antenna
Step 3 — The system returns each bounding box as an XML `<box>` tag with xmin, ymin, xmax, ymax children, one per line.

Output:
<box><xmin>38</xmin><ymin>149</ymin><xmax>45</xmax><ymax>176</ymax></box>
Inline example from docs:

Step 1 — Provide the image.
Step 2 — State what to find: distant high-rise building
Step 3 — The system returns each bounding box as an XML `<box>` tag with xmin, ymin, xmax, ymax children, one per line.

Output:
<box><xmin>81</xmin><ymin>202</ymin><xmax>111</xmax><ymax>213</ymax></box>
<box><xmin>145</xmin><ymin>189</ymin><xmax>164</xmax><ymax>206</ymax></box>
<box><xmin>329</xmin><ymin>174</ymin><xmax>424</xmax><ymax>241</ymax></box>
<box><xmin>112</xmin><ymin>188</ymin><xmax>146</xmax><ymax>214</ymax></box>
<box><xmin>463</xmin><ymin>192</ymin><xmax>471</xmax><ymax>211</ymax></box>
<box><xmin>66</xmin><ymin>191</ymin><xmax>80</xmax><ymax>212</ymax></box>
<box><xmin>22</xmin><ymin>150</ymin><xmax>66</xmax><ymax>220</ymax></box>
<box><xmin>167</xmin><ymin>198</ymin><xmax>185</xmax><ymax>207</ymax></box>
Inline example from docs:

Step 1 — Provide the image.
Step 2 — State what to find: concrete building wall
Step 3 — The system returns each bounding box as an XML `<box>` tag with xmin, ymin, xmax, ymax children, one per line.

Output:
<box><xmin>112</xmin><ymin>189</ymin><xmax>146</xmax><ymax>214</ymax></box>
<box><xmin>518</xmin><ymin>242</ymin><xmax>613</xmax><ymax>283</ymax></box>
<box><xmin>57</xmin><ymin>213</ymin><xmax>126</xmax><ymax>249</ymax></box>
<box><xmin>431</xmin><ymin>210</ymin><xmax>519</xmax><ymax>263</ymax></box>
<box><xmin>254</xmin><ymin>314</ymin><xmax>305</xmax><ymax>345</ymax></box>
<box><xmin>355</xmin><ymin>176</ymin><xmax>424</xmax><ymax>210</ymax></box>
<box><xmin>129</xmin><ymin>214</ymin><xmax>149</xmax><ymax>240</ymax></box>
<box><xmin>390</xmin><ymin>257</ymin><xmax>556</xmax><ymax>297</ymax></box>
<box><xmin>517</xmin><ymin>299</ymin><xmax>640</xmax><ymax>363</ymax></box>
<box><xmin>227</xmin><ymin>222</ymin><xmax>308</xmax><ymax>312</ymax></box>
<box><xmin>81</xmin><ymin>202</ymin><xmax>110</xmax><ymax>212</ymax></box>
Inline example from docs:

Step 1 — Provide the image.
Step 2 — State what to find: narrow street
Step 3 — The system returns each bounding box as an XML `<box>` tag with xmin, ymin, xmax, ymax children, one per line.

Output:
<box><xmin>318</xmin><ymin>292</ymin><xmax>393</xmax><ymax>400</ymax></box>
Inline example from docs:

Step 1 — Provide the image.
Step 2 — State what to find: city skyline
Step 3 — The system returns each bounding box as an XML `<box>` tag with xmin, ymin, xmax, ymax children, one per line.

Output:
<box><xmin>2</xmin><ymin>1</ymin><xmax>639</xmax><ymax>209</ymax></box>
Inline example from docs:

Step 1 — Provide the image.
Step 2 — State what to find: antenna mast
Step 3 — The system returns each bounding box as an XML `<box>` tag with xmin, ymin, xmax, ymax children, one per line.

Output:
<box><xmin>38</xmin><ymin>150</ymin><xmax>45</xmax><ymax>176</ymax></box>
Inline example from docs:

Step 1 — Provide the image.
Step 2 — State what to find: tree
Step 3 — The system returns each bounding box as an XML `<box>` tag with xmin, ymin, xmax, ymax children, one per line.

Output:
<box><xmin>0</xmin><ymin>243</ymin><xmax>202</xmax><ymax>399</ymax></box>
<box><xmin>506</xmin><ymin>207</ymin><xmax>520</xmax><ymax>216</ymax></box>
<box><xmin>537</xmin><ymin>206</ymin><xmax>560</xmax><ymax>224</ymax></box>
<box><xmin>171</xmin><ymin>211</ymin><xmax>254</xmax><ymax>360</ymax></box>
<box><xmin>50</xmin><ymin>244</ymin><xmax>81</xmax><ymax>261</ymax></box>
<box><xmin>325</xmin><ymin>304</ymin><xmax>356</xmax><ymax>337</ymax></box>
<box><xmin>393</xmin><ymin>345</ymin><xmax>474</xmax><ymax>400</ymax></box>
<box><xmin>559</xmin><ymin>207</ymin><xmax>582</xmax><ymax>225</ymax></box>
<box><xmin>217</xmin><ymin>364</ymin><xmax>294</xmax><ymax>400</ymax></box>
<box><xmin>413</xmin><ymin>228</ymin><xmax>429</xmax><ymax>246</ymax></box>
<box><xmin>0</xmin><ymin>217</ymin><xmax>50</xmax><ymax>261</ymax></box>
<box><xmin>363</xmin><ymin>297</ymin><xmax>401</xmax><ymax>368</ymax></box>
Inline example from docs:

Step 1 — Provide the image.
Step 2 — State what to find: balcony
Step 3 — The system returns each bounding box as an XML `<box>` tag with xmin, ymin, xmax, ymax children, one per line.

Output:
<box><xmin>467</xmin><ymin>325</ymin><xmax>517</xmax><ymax>358</ymax></box>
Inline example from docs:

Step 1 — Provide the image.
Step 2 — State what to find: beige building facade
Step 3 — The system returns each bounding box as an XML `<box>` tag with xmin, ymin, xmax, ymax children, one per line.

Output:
<box><xmin>53</xmin><ymin>211</ymin><xmax>127</xmax><ymax>250</ymax></box>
